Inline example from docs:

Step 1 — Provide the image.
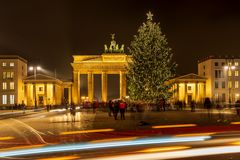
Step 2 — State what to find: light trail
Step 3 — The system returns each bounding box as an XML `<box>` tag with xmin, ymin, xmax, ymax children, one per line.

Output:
<box><xmin>136</xmin><ymin>146</ymin><xmax>190</xmax><ymax>153</ymax></box>
<box><xmin>92</xmin><ymin>146</ymin><xmax>240</xmax><ymax>160</ymax></box>
<box><xmin>0</xmin><ymin>136</ymin><xmax>14</xmax><ymax>141</ymax></box>
<box><xmin>38</xmin><ymin>155</ymin><xmax>80</xmax><ymax>160</ymax></box>
<box><xmin>60</xmin><ymin>129</ymin><xmax>114</xmax><ymax>135</ymax></box>
<box><xmin>152</xmin><ymin>124</ymin><xmax>197</xmax><ymax>129</ymax></box>
<box><xmin>231</xmin><ymin>121</ymin><xmax>240</xmax><ymax>125</ymax></box>
<box><xmin>0</xmin><ymin>136</ymin><xmax>210</xmax><ymax>157</ymax></box>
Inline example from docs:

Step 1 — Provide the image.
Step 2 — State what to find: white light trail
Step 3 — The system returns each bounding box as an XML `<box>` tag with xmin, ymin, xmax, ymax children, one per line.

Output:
<box><xmin>0</xmin><ymin>136</ymin><xmax>210</xmax><ymax>157</ymax></box>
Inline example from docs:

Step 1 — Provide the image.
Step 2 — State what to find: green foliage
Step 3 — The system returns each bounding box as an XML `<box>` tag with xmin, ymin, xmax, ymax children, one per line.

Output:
<box><xmin>127</xmin><ymin>12</ymin><xmax>177</xmax><ymax>103</ymax></box>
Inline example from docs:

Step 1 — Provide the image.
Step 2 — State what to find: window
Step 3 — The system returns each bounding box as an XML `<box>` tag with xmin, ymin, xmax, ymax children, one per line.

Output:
<box><xmin>235</xmin><ymin>70</ymin><xmax>239</xmax><ymax>77</ymax></box>
<box><xmin>222</xmin><ymin>62</ymin><xmax>225</xmax><ymax>66</ymax></box>
<box><xmin>10</xmin><ymin>62</ymin><xmax>14</xmax><ymax>67</ymax></box>
<box><xmin>203</xmin><ymin>65</ymin><xmax>205</xmax><ymax>70</ymax></box>
<box><xmin>215</xmin><ymin>62</ymin><xmax>218</xmax><ymax>66</ymax></box>
<box><xmin>215</xmin><ymin>81</ymin><xmax>219</xmax><ymax>89</ymax></box>
<box><xmin>228</xmin><ymin>70</ymin><xmax>232</xmax><ymax>76</ymax></box>
<box><xmin>235</xmin><ymin>81</ymin><xmax>239</xmax><ymax>89</ymax></box>
<box><xmin>2</xmin><ymin>62</ymin><xmax>6</xmax><ymax>67</ymax></box>
<box><xmin>228</xmin><ymin>81</ymin><xmax>232</xmax><ymax>89</ymax></box>
<box><xmin>2</xmin><ymin>95</ymin><xmax>7</xmax><ymax>104</ymax></box>
<box><xmin>2</xmin><ymin>82</ymin><xmax>7</xmax><ymax>90</ymax></box>
<box><xmin>235</xmin><ymin>62</ymin><xmax>239</xmax><ymax>66</ymax></box>
<box><xmin>39</xmin><ymin>87</ymin><xmax>43</xmax><ymax>91</ymax></box>
<box><xmin>6</xmin><ymin>72</ymin><xmax>10</xmax><ymax>78</ymax></box>
<box><xmin>9</xmin><ymin>95</ymin><xmax>14</xmax><ymax>104</ymax></box>
<box><xmin>222</xmin><ymin>81</ymin><xmax>225</xmax><ymax>89</ymax></box>
<box><xmin>10</xmin><ymin>82</ymin><xmax>14</xmax><ymax>90</ymax></box>
<box><xmin>203</xmin><ymin>72</ymin><xmax>205</xmax><ymax>76</ymax></box>
<box><xmin>10</xmin><ymin>72</ymin><xmax>14</xmax><ymax>78</ymax></box>
<box><xmin>2</xmin><ymin>72</ymin><xmax>6</xmax><ymax>79</ymax></box>
<box><xmin>215</xmin><ymin>70</ymin><xmax>223</xmax><ymax>78</ymax></box>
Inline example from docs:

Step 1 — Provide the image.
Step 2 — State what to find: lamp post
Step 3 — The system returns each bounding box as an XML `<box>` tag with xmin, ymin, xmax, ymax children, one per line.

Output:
<box><xmin>224</xmin><ymin>59</ymin><xmax>235</xmax><ymax>105</ymax></box>
<box><xmin>29</xmin><ymin>66</ymin><xmax>42</xmax><ymax>111</ymax></box>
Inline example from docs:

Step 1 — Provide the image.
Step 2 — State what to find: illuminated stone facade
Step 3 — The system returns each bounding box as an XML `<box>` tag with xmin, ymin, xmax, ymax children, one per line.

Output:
<box><xmin>198</xmin><ymin>56</ymin><xmax>240</xmax><ymax>103</ymax></box>
<box><xmin>71</xmin><ymin>53</ymin><xmax>131</xmax><ymax>103</ymax></box>
<box><xmin>0</xmin><ymin>55</ymin><xmax>27</xmax><ymax>107</ymax></box>
<box><xmin>171</xmin><ymin>73</ymin><xmax>206</xmax><ymax>104</ymax></box>
<box><xmin>23</xmin><ymin>74</ymin><xmax>72</xmax><ymax>106</ymax></box>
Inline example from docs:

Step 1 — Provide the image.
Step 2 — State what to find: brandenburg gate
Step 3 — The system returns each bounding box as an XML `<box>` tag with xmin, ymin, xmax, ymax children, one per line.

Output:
<box><xmin>71</xmin><ymin>34</ymin><xmax>131</xmax><ymax>104</ymax></box>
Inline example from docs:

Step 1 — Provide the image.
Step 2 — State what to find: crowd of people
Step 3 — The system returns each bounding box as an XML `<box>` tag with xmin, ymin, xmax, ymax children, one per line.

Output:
<box><xmin>108</xmin><ymin>100</ymin><xmax>127</xmax><ymax>120</ymax></box>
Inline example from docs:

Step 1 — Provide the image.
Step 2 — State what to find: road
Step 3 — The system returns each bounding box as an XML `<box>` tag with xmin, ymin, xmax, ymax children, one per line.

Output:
<box><xmin>0</xmin><ymin>109</ymin><xmax>240</xmax><ymax>159</ymax></box>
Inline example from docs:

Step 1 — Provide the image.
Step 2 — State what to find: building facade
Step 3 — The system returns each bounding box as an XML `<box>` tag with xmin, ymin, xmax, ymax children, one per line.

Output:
<box><xmin>0</xmin><ymin>55</ymin><xmax>27</xmax><ymax>107</ymax></box>
<box><xmin>71</xmin><ymin>35</ymin><xmax>130</xmax><ymax>104</ymax></box>
<box><xmin>198</xmin><ymin>56</ymin><xmax>240</xmax><ymax>103</ymax></box>
<box><xmin>171</xmin><ymin>73</ymin><xmax>206</xmax><ymax>104</ymax></box>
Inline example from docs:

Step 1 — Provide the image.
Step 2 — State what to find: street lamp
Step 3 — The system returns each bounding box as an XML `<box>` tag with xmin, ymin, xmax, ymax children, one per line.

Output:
<box><xmin>29</xmin><ymin>66</ymin><xmax>42</xmax><ymax>110</ymax></box>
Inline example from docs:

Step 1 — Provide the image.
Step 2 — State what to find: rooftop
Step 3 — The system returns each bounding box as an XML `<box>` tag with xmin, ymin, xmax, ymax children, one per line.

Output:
<box><xmin>198</xmin><ymin>55</ymin><xmax>240</xmax><ymax>63</ymax></box>
<box><xmin>0</xmin><ymin>55</ymin><xmax>27</xmax><ymax>63</ymax></box>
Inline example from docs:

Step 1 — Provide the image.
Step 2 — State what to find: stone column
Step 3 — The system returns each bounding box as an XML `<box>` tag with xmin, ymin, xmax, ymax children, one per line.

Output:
<box><xmin>102</xmin><ymin>72</ymin><xmax>107</xmax><ymax>102</ymax></box>
<box><xmin>72</xmin><ymin>71</ymin><xmax>80</xmax><ymax>104</ymax></box>
<box><xmin>68</xmin><ymin>86</ymin><xmax>72</xmax><ymax>105</ymax></box>
<box><xmin>44</xmin><ymin>83</ymin><xmax>47</xmax><ymax>105</ymax></box>
<box><xmin>120</xmin><ymin>71</ymin><xmax>126</xmax><ymax>99</ymax></box>
<box><xmin>185</xmin><ymin>83</ymin><xmax>187</xmax><ymax>103</ymax></box>
<box><xmin>88</xmin><ymin>72</ymin><xmax>94</xmax><ymax>102</ymax></box>
<box><xmin>52</xmin><ymin>83</ymin><xmax>55</xmax><ymax>105</ymax></box>
<box><xmin>195</xmin><ymin>83</ymin><xmax>198</xmax><ymax>102</ymax></box>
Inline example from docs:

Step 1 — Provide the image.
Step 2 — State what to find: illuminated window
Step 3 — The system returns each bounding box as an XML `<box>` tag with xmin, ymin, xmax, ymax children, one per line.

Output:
<box><xmin>9</xmin><ymin>95</ymin><xmax>14</xmax><ymax>104</ymax></box>
<box><xmin>2</xmin><ymin>62</ymin><xmax>6</xmax><ymax>67</ymax></box>
<box><xmin>228</xmin><ymin>81</ymin><xmax>232</xmax><ymax>89</ymax></box>
<box><xmin>10</xmin><ymin>62</ymin><xmax>14</xmax><ymax>67</ymax></box>
<box><xmin>10</xmin><ymin>82</ymin><xmax>14</xmax><ymax>90</ymax></box>
<box><xmin>228</xmin><ymin>70</ymin><xmax>232</xmax><ymax>76</ymax></box>
<box><xmin>2</xmin><ymin>95</ymin><xmax>7</xmax><ymax>104</ymax></box>
<box><xmin>235</xmin><ymin>81</ymin><xmax>239</xmax><ymax>89</ymax></box>
<box><xmin>235</xmin><ymin>70</ymin><xmax>239</xmax><ymax>77</ymax></box>
<box><xmin>2</xmin><ymin>72</ymin><xmax>6</xmax><ymax>79</ymax></box>
<box><xmin>2</xmin><ymin>82</ymin><xmax>7</xmax><ymax>90</ymax></box>
<box><xmin>10</xmin><ymin>72</ymin><xmax>14</xmax><ymax>78</ymax></box>
<box><xmin>235</xmin><ymin>62</ymin><xmax>239</xmax><ymax>66</ymax></box>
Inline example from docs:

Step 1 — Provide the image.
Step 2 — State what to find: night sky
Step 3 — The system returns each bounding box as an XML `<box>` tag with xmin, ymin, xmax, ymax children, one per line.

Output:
<box><xmin>0</xmin><ymin>0</ymin><xmax>240</xmax><ymax>79</ymax></box>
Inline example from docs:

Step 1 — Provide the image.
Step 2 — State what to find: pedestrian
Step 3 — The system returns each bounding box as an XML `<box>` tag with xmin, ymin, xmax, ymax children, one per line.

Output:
<box><xmin>113</xmin><ymin>100</ymin><xmax>119</xmax><ymax>120</ymax></box>
<box><xmin>119</xmin><ymin>100</ymin><xmax>127</xmax><ymax>120</ymax></box>
<box><xmin>179</xmin><ymin>101</ymin><xmax>183</xmax><ymax>111</ymax></box>
<box><xmin>70</xmin><ymin>103</ymin><xmax>76</xmax><ymax>122</ymax></box>
<box><xmin>204</xmin><ymin>98</ymin><xmax>212</xmax><ymax>119</ymax></box>
<box><xmin>108</xmin><ymin>100</ymin><xmax>113</xmax><ymax>117</ymax></box>
<box><xmin>235</xmin><ymin>100</ymin><xmax>240</xmax><ymax>116</ymax></box>
<box><xmin>190</xmin><ymin>100</ymin><xmax>196</xmax><ymax>112</ymax></box>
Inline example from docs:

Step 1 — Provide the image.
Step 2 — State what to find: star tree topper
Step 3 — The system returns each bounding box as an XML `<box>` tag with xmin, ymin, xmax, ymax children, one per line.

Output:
<box><xmin>146</xmin><ymin>11</ymin><xmax>153</xmax><ymax>21</ymax></box>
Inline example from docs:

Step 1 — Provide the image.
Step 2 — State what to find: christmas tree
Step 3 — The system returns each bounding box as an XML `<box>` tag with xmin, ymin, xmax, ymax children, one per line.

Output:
<box><xmin>127</xmin><ymin>11</ymin><xmax>177</xmax><ymax>103</ymax></box>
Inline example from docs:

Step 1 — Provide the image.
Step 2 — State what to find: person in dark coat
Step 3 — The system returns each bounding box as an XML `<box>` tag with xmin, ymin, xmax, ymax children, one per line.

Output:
<box><xmin>113</xmin><ymin>100</ymin><xmax>120</xmax><ymax>120</ymax></box>
<box><xmin>108</xmin><ymin>100</ymin><xmax>114</xmax><ymax>117</ymax></box>
<box><xmin>119</xmin><ymin>100</ymin><xmax>127</xmax><ymax>120</ymax></box>
<box><xmin>70</xmin><ymin>103</ymin><xmax>76</xmax><ymax>122</ymax></box>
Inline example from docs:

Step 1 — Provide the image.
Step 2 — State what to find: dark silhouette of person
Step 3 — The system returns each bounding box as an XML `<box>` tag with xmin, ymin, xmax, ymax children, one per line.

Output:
<box><xmin>113</xmin><ymin>100</ymin><xmax>120</xmax><ymax>120</ymax></box>
<box><xmin>119</xmin><ymin>100</ymin><xmax>127</xmax><ymax>120</ymax></box>
<box><xmin>70</xmin><ymin>103</ymin><xmax>76</xmax><ymax>122</ymax></box>
<box><xmin>204</xmin><ymin>98</ymin><xmax>212</xmax><ymax>119</ymax></box>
